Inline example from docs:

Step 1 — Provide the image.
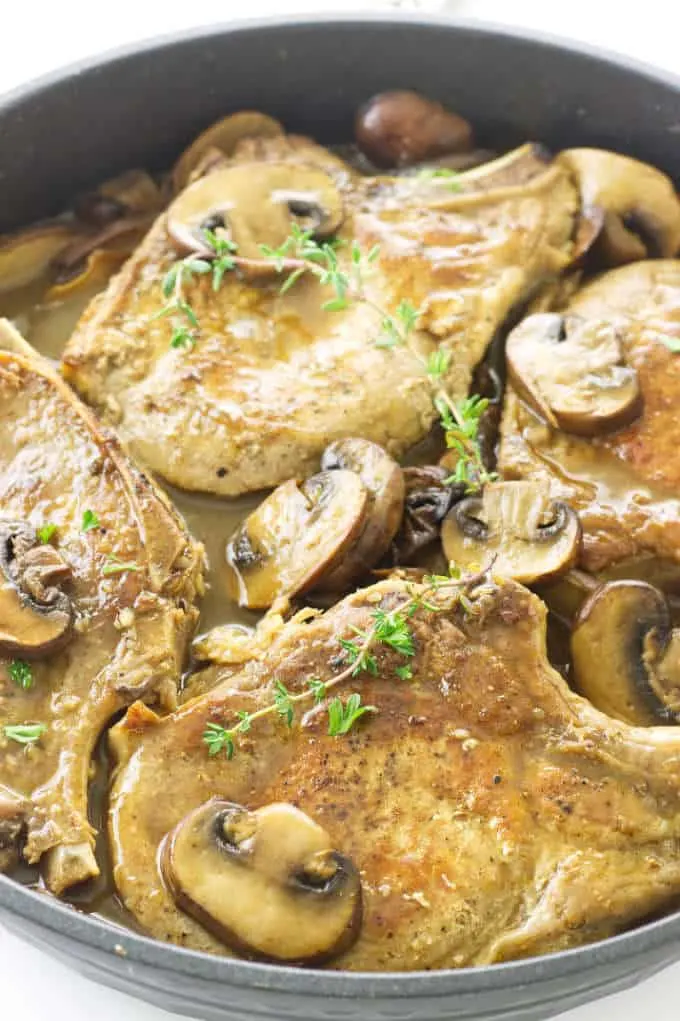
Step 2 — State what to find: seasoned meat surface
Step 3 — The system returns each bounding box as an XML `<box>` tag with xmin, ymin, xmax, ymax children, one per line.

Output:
<box><xmin>499</xmin><ymin>261</ymin><xmax>680</xmax><ymax>578</ymax></box>
<box><xmin>62</xmin><ymin>139</ymin><xmax>576</xmax><ymax>496</ymax></box>
<box><xmin>109</xmin><ymin>576</ymin><xmax>680</xmax><ymax>969</ymax></box>
<box><xmin>0</xmin><ymin>322</ymin><xmax>203</xmax><ymax>893</ymax></box>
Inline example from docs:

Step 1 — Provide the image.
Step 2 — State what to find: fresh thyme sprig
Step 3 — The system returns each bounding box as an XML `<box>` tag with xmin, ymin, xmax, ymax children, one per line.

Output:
<box><xmin>435</xmin><ymin>393</ymin><xmax>497</xmax><ymax>491</ymax></box>
<box><xmin>202</xmin><ymin>571</ymin><xmax>479</xmax><ymax>759</ymax></box>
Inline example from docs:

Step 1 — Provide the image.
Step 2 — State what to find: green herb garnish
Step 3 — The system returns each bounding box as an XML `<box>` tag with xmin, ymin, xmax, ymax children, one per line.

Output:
<box><xmin>37</xmin><ymin>523</ymin><xmax>57</xmax><ymax>544</ymax></box>
<box><xmin>102</xmin><ymin>555</ymin><xmax>141</xmax><ymax>577</ymax></box>
<box><xmin>81</xmin><ymin>509</ymin><xmax>100</xmax><ymax>532</ymax></box>
<box><xmin>8</xmin><ymin>660</ymin><xmax>33</xmax><ymax>691</ymax></box>
<box><xmin>4</xmin><ymin>723</ymin><xmax>46</xmax><ymax>746</ymax></box>
<box><xmin>327</xmin><ymin>693</ymin><xmax>376</xmax><ymax>737</ymax></box>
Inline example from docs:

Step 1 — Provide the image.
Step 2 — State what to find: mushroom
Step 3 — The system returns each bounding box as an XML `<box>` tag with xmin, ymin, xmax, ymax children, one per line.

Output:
<box><xmin>557</xmin><ymin>149</ymin><xmax>680</xmax><ymax>266</ymax></box>
<box><xmin>74</xmin><ymin>169</ymin><xmax>162</xmax><ymax>227</ymax></box>
<box><xmin>171</xmin><ymin>111</ymin><xmax>284</xmax><ymax>193</ymax></box>
<box><xmin>571</xmin><ymin>580</ymin><xmax>680</xmax><ymax>726</ymax></box>
<box><xmin>161</xmin><ymin>800</ymin><xmax>362</xmax><ymax>964</ymax></box>
<box><xmin>52</xmin><ymin>213</ymin><xmax>154</xmax><ymax>285</ymax></box>
<box><xmin>441</xmin><ymin>481</ymin><xmax>581</xmax><ymax>583</ymax></box>
<box><xmin>225</xmin><ymin>471</ymin><xmax>368</xmax><ymax>609</ymax></box>
<box><xmin>506</xmin><ymin>313</ymin><xmax>642</xmax><ymax>437</ymax></box>
<box><xmin>315</xmin><ymin>438</ymin><xmax>405</xmax><ymax>591</ymax></box>
<box><xmin>167</xmin><ymin>162</ymin><xmax>344</xmax><ymax>272</ymax></box>
<box><xmin>0</xmin><ymin>521</ymin><xmax>73</xmax><ymax>658</ymax></box>
<box><xmin>355</xmin><ymin>91</ymin><xmax>473</xmax><ymax>168</ymax></box>
<box><xmin>389</xmin><ymin>465</ymin><xmax>463</xmax><ymax>564</ymax></box>
<box><xmin>0</xmin><ymin>223</ymin><xmax>82</xmax><ymax>295</ymax></box>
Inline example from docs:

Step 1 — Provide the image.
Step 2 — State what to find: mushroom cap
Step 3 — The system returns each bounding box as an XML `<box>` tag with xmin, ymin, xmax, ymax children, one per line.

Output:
<box><xmin>171</xmin><ymin>111</ymin><xmax>284</xmax><ymax>193</ymax></box>
<box><xmin>161</xmin><ymin>800</ymin><xmax>362</xmax><ymax>964</ymax></box>
<box><xmin>355</xmin><ymin>91</ymin><xmax>473</xmax><ymax>168</ymax></box>
<box><xmin>558</xmin><ymin>148</ymin><xmax>680</xmax><ymax>266</ymax></box>
<box><xmin>224</xmin><ymin>470</ymin><xmax>369</xmax><ymax>609</ymax></box>
<box><xmin>167</xmin><ymin>162</ymin><xmax>344</xmax><ymax>267</ymax></box>
<box><xmin>441</xmin><ymin>481</ymin><xmax>581</xmax><ymax>584</ymax></box>
<box><xmin>572</xmin><ymin>579</ymin><xmax>680</xmax><ymax>725</ymax></box>
<box><xmin>506</xmin><ymin>313</ymin><xmax>642</xmax><ymax>437</ymax></box>
<box><xmin>316</xmin><ymin>438</ymin><xmax>405</xmax><ymax>591</ymax></box>
<box><xmin>0</xmin><ymin>521</ymin><xmax>73</xmax><ymax>658</ymax></box>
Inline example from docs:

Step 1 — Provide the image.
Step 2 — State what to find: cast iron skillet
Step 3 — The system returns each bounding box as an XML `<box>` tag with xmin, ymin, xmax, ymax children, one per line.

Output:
<box><xmin>1</xmin><ymin>14</ymin><xmax>680</xmax><ymax>1021</ymax></box>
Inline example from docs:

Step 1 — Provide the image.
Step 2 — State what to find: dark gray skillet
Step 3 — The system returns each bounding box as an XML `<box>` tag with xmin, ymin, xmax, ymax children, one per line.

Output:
<box><xmin>1</xmin><ymin>13</ymin><xmax>680</xmax><ymax>1021</ymax></box>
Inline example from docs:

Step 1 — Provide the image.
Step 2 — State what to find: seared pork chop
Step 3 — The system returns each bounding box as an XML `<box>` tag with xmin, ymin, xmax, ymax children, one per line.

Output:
<box><xmin>499</xmin><ymin>260</ymin><xmax>680</xmax><ymax>580</ymax></box>
<box><xmin>109</xmin><ymin>575</ymin><xmax>680</xmax><ymax>969</ymax></box>
<box><xmin>62</xmin><ymin>138</ymin><xmax>576</xmax><ymax>496</ymax></box>
<box><xmin>0</xmin><ymin>321</ymin><xmax>203</xmax><ymax>893</ymax></box>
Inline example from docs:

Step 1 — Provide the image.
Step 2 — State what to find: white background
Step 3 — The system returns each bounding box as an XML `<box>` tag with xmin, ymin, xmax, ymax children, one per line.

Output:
<box><xmin>1</xmin><ymin>1</ymin><xmax>678</xmax><ymax>1018</ymax></box>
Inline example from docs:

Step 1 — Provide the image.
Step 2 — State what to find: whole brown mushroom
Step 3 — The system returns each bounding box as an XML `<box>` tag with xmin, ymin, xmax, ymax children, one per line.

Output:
<box><xmin>355</xmin><ymin>90</ymin><xmax>473</xmax><ymax>168</ymax></box>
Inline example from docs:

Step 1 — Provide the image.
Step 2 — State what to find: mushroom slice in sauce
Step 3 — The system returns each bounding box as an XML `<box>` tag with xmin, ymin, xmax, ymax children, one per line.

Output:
<box><xmin>390</xmin><ymin>465</ymin><xmax>463</xmax><ymax>564</ymax></box>
<box><xmin>557</xmin><ymin>148</ymin><xmax>680</xmax><ymax>265</ymax></box>
<box><xmin>0</xmin><ymin>522</ymin><xmax>73</xmax><ymax>658</ymax></box>
<box><xmin>167</xmin><ymin>162</ymin><xmax>344</xmax><ymax>272</ymax></box>
<box><xmin>354</xmin><ymin>90</ymin><xmax>473</xmax><ymax>168</ymax></box>
<box><xmin>506</xmin><ymin>313</ymin><xmax>642</xmax><ymax>437</ymax></box>
<box><xmin>571</xmin><ymin>580</ymin><xmax>680</xmax><ymax>726</ymax></box>
<box><xmin>316</xmin><ymin>438</ymin><xmax>405</xmax><ymax>591</ymax></box>
<box><xmin>0</xmin><ymin>223</ymin><xmax>83</xmax><ymax>294</ymax></box>
<box><xmin>74</xmin><ymin>169</ymin><xmax>163</xmax><ymax>227</ymax></box>
<box><xmin>161</xmin><ymin>800</ymin><xmax>363</xmax><ymax>964</ymax></box>
<box><xmin>441</xmin><ymin>481</ymin><xmax>581</xmax><ymax>584</ymax></box>
<box><xmin>171</xmin><ymin>111</ymin><xmax>284</xmax><ymax>193</ymax></box>
<box><xmin>224</xmin><ymin>471</ymin><xmax>368</xmax><ymax>609</ymax></box>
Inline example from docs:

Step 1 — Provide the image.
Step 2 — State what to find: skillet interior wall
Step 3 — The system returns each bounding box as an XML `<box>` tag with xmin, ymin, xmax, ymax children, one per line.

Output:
<box><xmin>1</xmin><ymin>19</ymin><xmax>680</xmax><ymax>232</ymax></box>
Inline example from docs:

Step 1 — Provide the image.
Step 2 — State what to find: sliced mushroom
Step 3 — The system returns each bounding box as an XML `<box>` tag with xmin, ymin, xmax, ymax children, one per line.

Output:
<box><xmin>52</xmin><ymin>213</ymin><xmax>154</xmax><ymax>284</ymax></box>
<box><xmin>557</xmin><ymin>149</ymin><xmax>680</xmax><ymax>266</ymax></box>
<box><xmin>572</xmin><ymin>580</ymin><xmax>680</xmax><ymax>725</ymax></box>
<box><xmin>390</xmin><ymin>465</ymin><xmax>463</xmax><ymax>564</ymax></box>
<box><xmin>225</xmin><ymin>471</ymin><xmax>368</xmax><ymax>609</ymax></box>
<box><xmin>74</xmin><ymin>169</ymin><xmax>162</xmax><ymax>226</ymax></box>
<box><xmin>0</xmin><ymin>522</ymin><xmax>73</xmax><ymax>657</ymax></box>
<box><xmin>172</xmin><ymin>111</ymin><xmax>284</xmax><ymax>193</ymax></box>
<box><xmin>167</xmin><ymin>162</ymin><xmax>344</xmax><ymax>272</ymax></box>
<box><xmin>441</xmin><ymin>480</ymin><xmax>581</xmax><ymax>583</ymax></box>
<box><xmin>161</xmin><ymin>800</ymin><xmax>362</xmax><ymax>963</ymax></box>
<box><xmin>315</xmin><ymin>439</ymin><xmax>405</xmax><ymax>591</ymax></box>
<box><xmin>0</xmin><ymin>223</ymin><xmax>82</xmax><ymax>295</ymax></box>
<box><xmin>45</xmin><ymin>249</ymin><xmax>128</xmax><ymax>301</ymax></box>
<box><xmin>506</xmin><ymin>313</ymin><xmax>642</xmax><ymax>437</ymax></box>
<box><xmin>355</xmin><ymin>91</ymin><xmax>473</xmax><ymax>168</ymax></box>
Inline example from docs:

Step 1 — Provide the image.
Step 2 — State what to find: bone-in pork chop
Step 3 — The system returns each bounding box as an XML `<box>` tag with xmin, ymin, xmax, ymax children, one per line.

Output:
<box><xmin>108</xmin><ymin>575</ymin><xmax>680</xmax><ymax>969</ymax></box>
<box><xmin>0</xmin><ymin>321</ymin><xmax>203</xmax><ymax>893</ymax></box>
<box><xmin>62</xmin><ymin>139</ymin><xmax>576</xmax><ymax>496</ymax></box>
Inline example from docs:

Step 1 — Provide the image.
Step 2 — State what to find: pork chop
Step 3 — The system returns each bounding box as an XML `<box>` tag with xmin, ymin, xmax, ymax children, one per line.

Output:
<box><xmin>499</xmin><ymin>260</ymin><xmax>680</xmax><ymax>580</ymax></box>
<box><xmin>0</xmin><ymin>321</ymin><xmax>203</xmax><ymax>893</ymax></box>
<box><xmin>109</xmin><ymin>574</ymin><xmax>680</xmax><ymax>969</ymax></box>
<box><xmin>62</xmin><ymin>137</ymin><xmax>576</xmax><ymax>496</ymax></box>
